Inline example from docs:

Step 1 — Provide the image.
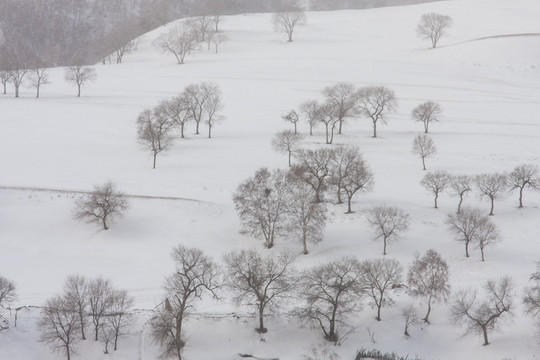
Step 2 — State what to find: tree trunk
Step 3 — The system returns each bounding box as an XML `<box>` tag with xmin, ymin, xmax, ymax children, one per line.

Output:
<box><xmin>336</xmin><ymin>187</ymin><xmax>342</xmax><ymax>204</ymax></box>
<box><xmin>346</xmin><ymin>196</ymin><xmax>352</xmax><ymax>214</ymax></box>
<box><xmin>180</xmin><ymin>124</ymin><xmax>185</xmax><ymax>139</ymax></box>
<box><xmin>519</xmin><ymin>186</ymin><xmax>524</xmax><ymax>208</ymax></box>
<box><xmin>302</xmin><ymin>236</ymin><xmax>308</xmax><ymax>255</ymax></box>
<box><xmin>15</xmin><ymin>84</ymin><xmax>19</xmax><ymax>98</ymax></box>
<box><xmin>66</xmin><ymin>344</ymin><xmax>71</xmax><ymax>360</ymax></box>
<box><xmin>79</xmin><ymin>313</ymin><xmax>86</xmax><ymax>340</ymax></box>
<box><xmin>153</xmin><ymin>152</ymin><xmax>157</xmax><ymax>169</ymax></box>
<box><xmin>434</xmin><ymin>194</ymin><xmax>438</xmax><ymax>209</ymax></box>
<box><xmin>288</xmin><ymin>151</ymin><xmax>292</xmax><ymax>167</ymax></box>
<box><xmin>376</xmin><ymin>302</ymin><xmax>382</xmax><ymax>321</ymax></box>
<box><xmin>36</xmin><ymin>86</ymin><xmax>40</xmax><ymax>98</ymax></box>
<box><xmin>95</xmin><ymin>323</ymin><xmax>99</xmax><ymax>341</ymax></box>
<box><xmin>195</xmin><ymin>120</ymin><xmax>200</xmax><ymax>135</ymax></box>
<box><xmin>256</xmin><ymin>304</ymin><xmax>267</xmax><ymax>333</ymax></box>
<box><xmin>422</xmin><ymin>157</ymin><xmax>426</xmax><ymax>170</ymax></box>
<box><xmin>102</xmin><ymin>219</ymin><xmax>108</xmax><ymax>230</ymax></box>
<box><xmin>208</xmin><ymin>124</ymin><xmax>212</xmax><ymax>139</ymax></box>
<box><xmin>482</xmin><ymin>325</ymin><xmax>489</xmax><ymax>346</ymax></box>
<box><xmin>465</xmin><ymin>240</ymin><xmax>470</xmax><ymax>258</ymax></box>
<box><xmin>77</xmin><ymin>84</ymin><xmax>81</xmax><ymax>97</ymax></box>
<box><xmin>294</xmin><ymin>122</ymin><xmax>297</xmax><ymax>134</ymax></box>
<box><xmin>457</xmin><ymin>195</ymin><xmax>463</xmax><ymax>214</ymax></box>
<box><xmin>372</xmin><ymin>120</ymin><xmax>377</xmax><ymax>138</ymax></box>
<box><xmin>480</xmin><ymin>246</ymin><xmax>485</xmax><ymax>262</ymax></box>
<box><xmin>404</xmin><ymin>323</ymin><xmax>410</xmax><ymax>336</ymax></box>
<box><xmin>424</xmin><ymin>122</ymin><xmax>429</xmax><ymax>133</ymax></box>
<box><xmin>325</xmin><ymin>123</ymin><xmax>330</xmax><ymax>144</ymax></box>
<box><xmin>489</xmin><ymin>197</ymin><xmax>494</xmax><ymax>216</ymax></box>
<box><xmin>383</xmin><ymin>237</ymin><xmax>387</xmax><ymax>256</ymax></box>
<box><xmin>423</xmin><ymin>296</ymin><xmax>432</xmax><ymax>323</ymax></box>
<box><xmin>338</xmin><ymin>118</ymin><xmax>343</xmax><ymax>135</ymax></box>
<box><xmin>309</xmin><ymin>124</ymin><xmax>313</xmax><ymax>136</ymax></box>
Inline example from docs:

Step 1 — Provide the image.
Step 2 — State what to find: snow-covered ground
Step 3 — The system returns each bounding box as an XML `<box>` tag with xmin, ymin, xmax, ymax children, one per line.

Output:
<box><xmin>1</xmin><ymin>0</ymin><xmax>540</xmax><ymax>359</ymax></box>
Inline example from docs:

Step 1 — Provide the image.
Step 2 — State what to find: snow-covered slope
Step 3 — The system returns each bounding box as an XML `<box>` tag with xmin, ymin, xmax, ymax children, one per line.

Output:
<box><xmin>1</xmin><ymin>0</ymin><xmax>540</xmax><ymax>359</ymax></box>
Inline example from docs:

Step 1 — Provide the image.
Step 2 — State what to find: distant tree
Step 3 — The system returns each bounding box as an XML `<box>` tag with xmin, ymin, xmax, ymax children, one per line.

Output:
<box><xmin>157</xmin><ymin>23</ymin><xmax>198</xmax><ymax>64</ymax></box>
<box><xmin>322</xmin><ymin>82</ymin><xmax>357</xmax><ymax>135</ymax></box>
<box><xmin>401</xmin><ymin>304</ymin><xmax>421</xmax><ymax>337</ymax></box>
<box><xmin>412</xmin><ymin>134</ymin><xmax>436</xmax><ymax>171</ymax></box>
<box><xmin>446</xmin><ymin>207</ymin><xmax>484</xmax><ymax>258</ymax></box>
<box><xmin>64</xmin><ymin>65</ymin><xmax>96</xmax><ymax>97</ymax></box>
<box><xmin>475</xmin><ymin>173</ymin><xmax>507</xmax><ymax>216</ymax></box>
<box><xmin>87</xmin><ymin>277</ymin><xmax>114</xmax><ymax>341</ymax></box>
<box><xmin>203</xmin><ymin>85</ymin><xmax>224</xmax><ymax>138</ymax></box>
<box><xmin>0</xmin><ymin>276</ymin><xmax>16</xmax><ymax>330</ymax></box>
<box><xmin>100</xmin><ymin>322</ymin><xmax>115</xmax><ymax>354</ymax></box>
<box><xmin>1</xmin><ymin>43</ymin><xmax>31</xmax><ymax>98</ymax></box>
<box><xmin>355</xmin><ymin>86</ymin><xmax>397</xmax><ymax>138</ymax></box>
<box><xmin>272</xmin><ymin>5</ymin><xmax>306</xmax><ymax>42</ymax></box>
<box><xmin>329</xmin><ymin>145</ymin><xmax>360</xmax><ymax>204</ymax></box>
<box><xmin>474</xmin><ymin>218</ymin><xmax>500</xmax><ymax>262</ymax></box>
<box><xmin>0</xmin><ymin>71</ymin><xmax>11</xmax><ymax>94</ymax></box>
<box><xmin>233</xmin><ymin>168</ymin><xmax>290</xmax><ymax>248</ymax></box>
<box><xmin>105</xmin><ymin>289</ymin><xmax>134</xmax><ymax>351</ymax></box>
<box><xmin>287</xmin><ymin>176</ymin><xmax>327</xmax><ymax>254</ymax></box>
<box><xmin>420</xmin><ymin>170</ymin><xmax>451</xmax><ymax>209</ymax></box>
<box><xmin>366</xmin><ymin>206</ymin><xmax>409</xmax><ymax>255</ymax></box>
<box><xmin>160</xmin><ymin>97</ymin><xmax>191</xmax><ymax>139</ymax></box>
<box><xmin>360</xmin><ymin>258</ymin><xmax>403</xmax><ymax>321</ymax></box>
<box><xmin>151</xmin><ymin>245</ymin><xmax>221</xmax><ymax>360</ymax></box>
<box><xmin>340</xmin><ymin>153</ymin><xmax>373</xmax><ymax>213</ymax></box>
<box><xmin>449</xmin><ymin>277</ymin><xmax>514</xmax><ymax>346</ymax></box>
<box><xmin>292</xmin><ymin>147</ymin><xmax>335</xmax><ymax>202</ymax></box>
<box><xmin>508</xmin><ymin>164</ymin><xmax>540</xmax><ymax>208</ymax></box>
<box><xmin>317</xmin><ymin>102</ymin><xmax>340</xmax><ymax>144</ymax></box>
<box><xmin>224</xmin><ymin>250</ymin><xmax>296</xmax><ymax>333</ymax></box>
<box><xmin>450</xmin><ymin>175</ymin><xmax>473</xmax><ymax>214</ymax></box>
<box><xmin>416</xmin><ymin>13</ymin><xmax>453</xmax><ymax>48</ymax></box>
<box><xmin>272</xmin><ymin>130</ymin><xmax>304</xmax><ymax>167</ymax></box>
<box><xmin>183</xmin><ymin>82</ymin><xmax>221</xmax><ymax>135</ymax></box>
<box><xmin>407</xmin><ymin>249</ymin><xmax>450</xmax><ymax>323</ymax></box>
<box><xmin>28</xmin><ymin>66</ymin><xmax>50</xmax><ymax>98</ymax></box>
<box><xmin>411</xmin><ymin>101</ymin><xmax>442</xmax><ymax>133</ymax></box>
<box><xmin>282</xmin><ymin>109</ymin><xmax>300</xmax><ymax>134</ymax></box>
<box><xmin>137</xmin><ymin>107</ymin><xmax>175</xmax><ymax>169</ymax></box>
<box><xmin>63</xmin><ymin>275</ymin><xmax>88</xmax><ymax>340</ymax></box>
<box><xmin>211</xmin><ymin>31</ymin><xmax>226</xmax><ymax>54</ymax></box>
<box><xmin>39</xmin><ymin>296</ymin><xmax>81</xmax><ymax>360</ymax></box>
<box><xmin>191</xmin><ymin>16</ymin><xmax>214</xmax><ymax>43</ymax></box>
<box><xmin>299</xmin><ymin>100</ymin><xmax>321</xmax><ymax>136</ymax></box>
<box><xmin>73</xmin><ymin>181</ymin><xmax>129</xmax><ymax>230</ymax></box>
<box><xmin>523</xmin><ymin>262</ymin><xmax>540</xmax><ymax>325</ymax></box>
<box><xmin>295</xmin><ymin>257</ymin><xmax>362</xmax><ymax>344</ymax></box>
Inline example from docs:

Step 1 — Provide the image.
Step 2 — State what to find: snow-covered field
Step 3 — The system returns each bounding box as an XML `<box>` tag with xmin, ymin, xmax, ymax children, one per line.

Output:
<box><xmin>1</xmin><ymin>0</ymin><xmax>540</xmax><ymax>359</ymax></box>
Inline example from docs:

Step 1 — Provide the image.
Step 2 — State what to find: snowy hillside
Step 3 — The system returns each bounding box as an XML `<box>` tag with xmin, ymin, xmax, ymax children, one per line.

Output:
<box><xmin>1</xmin><ymin>0</ymin><xmax>540</xmax><ymax>359</ymax></box>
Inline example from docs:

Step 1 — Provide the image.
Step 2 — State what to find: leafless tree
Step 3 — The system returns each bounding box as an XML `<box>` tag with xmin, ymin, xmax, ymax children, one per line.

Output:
<box><xmin>295</xmin><ymin>257</ymin><xmax>362</xmax><ymax>344</ymax></box>
<box><xmin>0</xmin><ymin>276</ymin><xmax>16</xmax><ymax>330</ymax></box>
<box><xmin>105</xmin><ymin>289</ymin><xmax>134</xmax><ymax>351</ymax></box>
<box><xmin>411</xmin><ymin>101</ymin><xmax>442</xmax><ymax>133</ymax></box>
<box><xmin>160</xmin><ymin>97</ymin><xmax>191</xmax><ymax>139</ymax></box>
<box><xmin>224</xmin><ymin>250</ymin><xmax>296</xmax><ymax>333</ymax></box>
<box><xmin>299</xmin><ymin>100</ymin><xmax>321</xmax><ymax>136</ymax></box>
<box><xmin>151</xmin><ymin>245</ymin><xmax>221</xmax><ymax>360</ymax></box>
<box><xmin>1</xmin><ymin>43</ymin><xmax>31</xmax><ymax>98</ymax></box>
<box><xmin>416</xmin><ymin>13</ymin><xmax>453</xmax><ymax>48</ymax></box>
<box><xmin>523</xmin><ymin>262</ymin><xmax>540</xmax><ymax>324</ymax></box>
<box><xmin>317</xmin><ymin>102</ymin><xmax>340</xmax><ymax>144</ymax></box>
<box><xmin>407</xmin><ymin>249</ymin><xmax>450</xmax><ymax>323</ymax></box>
<box><xmin>0</xmin><ymin>71</ymin><xmax>11</xmax><ymax>94</ymax></box>
<box><xmin>355</xmin><ymin>86</ymin><xmax>397</xmax><ymax>138</ymax></box>
<box><xmin>192</xmin><ymin>16</ymin><xmax>214</xmax><ymax>42</ymax></box>
<box><xmin>292</xmin><ymin>147</ymin><xmax>335</xmax><ymax>202</ymax></box>
<box><xmin>63</xmin><ymin>275</ymin><xmax>88</xmax><ymax>340</ymax></box>
<box><xmin>287</xmin><ymin>176</ymin><xmax>327</xmax><ymax>254</ymax></box>
<box><xmin>272</xmin><ymin>5</ymin><xmax>306</xmax><ymax>42</ymax></box>
<box><xmin>340</xmin><ymin>154</ymin><xmax>373</xmax><ymax>214</ymax></box>
<box><xmin>87</xmin><ymin>277</ymin><xmax>114</xmax><ymax>341</ymax></box>
<box><xmin>449</xmin><ymin>276</ymin><xmax>514</xmax><ymax>346</ymax></box>
<box><xmin>282</xmin><ymin>109</ymin><xmax>300</xmax><ymax>134</ymax></box>
<box><xmin>475</xmin><ymin>173</ymin><xmax>507</xmax><ymax>216</ymax></box>
<box><xmin>329</xmin><ymin>145</ymin><xmax>360</xmax><ymax>204</ymax></box>
<box><xmin>446</xmin><ymin>207</ymin><xmax>485</xmax><ymax>258</ymax></box>
<box><xmin>157</xmin><ymin>23</ymin><xmax>198</xmax><ymax>65</ymax></box>
<box><xmin>64</xmin><ymin>65</ymin><xmax>96</xmax><ymax>97</ymax></box>
<box><xmin>508</xmin><ymin>164</ymin><xmax>540</xmax><ymax>208</ymax></box>
<box><xmin>323</xmin><ymin>82</ymin><xmax>357</xmax><ymax>135</ymax></box>
<box><xmin>137</xmin><ymin>107</ymin><xmax>175</xmax><ymax>168</ymax></box>
<box><xmin>233</xmin><ymin>168</ymin><xmax>290</xmax><ymax>248</ymax></box>
<box><xmin>183</xmin><ymin>82</ymin><xmax>221</xmax><ymax>135</ymax></box>
<box><xmin>366</xmin><ymin>206</ymin><xmax>409</xmax><ymax>255</ymax></box>
<box><xmin>360</xmin><ymin>258</ymin><xmax>403</xmax><ymax>321</ymax></box>
<box><xmin>211</xmin><ymin>31</ymin><xmax>226</xmax><ymax>54</ymax></box>
<box><xmin>475</xmin><ymin>219</ymin><xmax>500</xmax><ymax>262</ymax></box>
<box><xmin>100</xmin><ymin>323</ymin><xmax>115</xmax><ymax>354</ymax></box>
<box><xmin>272</xmin><ymin>130</ymin><xmax>304</xmax><ymax>167</ymax></box>
<box><xmin>39</xmin><ymin>296</ymin><xmax>81</xmax><ymax>360</ymax></box>
<box><xmin>73</xmin><ymin>181</ymin><xmax>128</xmax><ymax>230</ymax></box>
<box><xmin>28</xmin><ymin>66</ymin><xmax>50</xmax><ymax>98</ymax></box>
<box><xmin>203</xmin><ymin>85</ymin><xmax>224</xmax><ymax>138</ymax></box>
<box><xmin>412</xmin><ymin>134</ymin><xmax>436</xmax><ymax>171</ymax></box>
<box><xmin>450</xmin><ymin>175</ymin><xmax>473</xmax><ymax>214</ymax></box>
<box><xmin>401</xmin><ymin>304</ymin><xmax>421</xmax><ymax>337</ymax></box>
<box><xmin>420</xmin><ymin>170</ymin><xmax>451</xmax><ymax>209</ymax></box>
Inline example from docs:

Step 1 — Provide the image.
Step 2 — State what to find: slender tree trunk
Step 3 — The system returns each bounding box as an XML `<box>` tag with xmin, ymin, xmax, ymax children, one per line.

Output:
<box><xmin>424</xmin><ymin>296</ymin><xmax>432</xmax><ymax>323</ymax></box>
<box><xmin>257</xmin><ymin>304</ymin><xmax>267</xmax><ymax>333</ymax></box>
<box><xmin>376</xmin><ymin>298</ymin><xmax>382</xmax><ymax>321</ymax></box>
<box><xmin>195</xmin><ymin>120</ymin><xmax>200</xmax><ymax>135</ymax></box>
<box><xmin>434</xmin><ymin>194</ymin><xmax>438</xmax><ymax>209</ymax></box>
<box><xmin>294</xmin><ymin>122</ymin><xmax>297</xmax><ymax>134</ymax></box>
<box><xmin>325</xmin><ymin>123</ymin><xmax>330</xmax><ymax>144</ymax></box>
<box><xmin>79</xmin><ymin>313</ymin><xmax>86</xmax><ymax>340</ymax></box>
<box><xmin>95</xmin><ymin>322</ymin><xmax>99</xmax><ymax>340</ymax></box>
<box><xmin>465</xmin><ymin>239</ymin><xmax>470</xmax><ymax>258</ymax></box>
<box><xmin>482</xmin><ymin>325</ymin><xmax>489</xmax><ymax>346</ymax></box>
<box><xmin>489</xmin><ymin>197</ymin><xmax>495</xmax><ymax>216</ymax></box>
<box><xmin>15</xmin><ymin>84</ymin><xmax>19</xmax><ymax>98</ymax></box>
<box><xmin>309</xmin><ymin>124</ymin><xmax>313</xmax><ymax>136</ymax></box>
<box><xmin>336</xmin><ymin>186</ymin><xmax>342</xmax><ymax>204</ymax></box>
<box><xmin>36</xmin><ymin>86</ymin><xmax>40</xmax><ymax>98</ymax></box>
<box><xmin>208</xmin><ymin>124</ymin><xmax>212</xmax><ymax>138</ymax></box>
<box><xmin>480</xmin><ymin>246</ymin><xmax>485</xmax><ymax>261</ymax></box>
<box><xmin>102</xmin><ymin>219</ymin><xmax>108</xmax><ymax>230</ymax></box>
<box><xmin>153</xmin><ymin>152</ymin><xmax>157</xmax><ymax>169</ymax></box>
<box><xmin>383</xmin><ymin>237</ymin><xmax>387</xmax><ymax>256</ymax></box>
<box><xmin>404</xmin><ymin>323</ymin><xmax>410</xmax><ymax>336</ymax></box>
<box><xmin>422</xmin><ymin>157</ymin><xmax>426</xmax><ymax>170</ymax></box>
<box><xmin>77</xmin><ymin>84</ymin><xmax>81</xmax><ymax>97</ymax></box>
<box><xmin>288</xmin><ymin>151</ymin><xmax>292</xmax><ymax>167</ymax></box>
<box><xmin>66</xmin><ymin>344</ymin><xmax>71</xmax><ymax>360</ymax></box>
<box><xmin>424</xmin><ymin>122</ymin><xmax>429</xmax><ymax>133</ymax></box>
<box><xmin>302</xmin><ymin>235</ymin><xmax>308</xmax><ymax>255</ymax></box>
<box><xmin>372</xmin><ymin>120</ymin><xmax>377</xmax><ymax>138</ymax></box>
<box><xmin>180</xmin><ymin>124</ymin><xmax>185</xmax><ymax>139</ymax></box>
<box><xmin>346</xmin><ymin>195</ymin><xmax>352</xmax><ymax>214</ymax></box>
<box><xmin>457</xmin><ymin>195</ymin><xmax>464</xmax><ymax>214</ymax></box>
<box><xmin>519</xmin><ymin>186</ymin><xmax>524</xmax><ymax>208</ymax></box>
<box><xmin>338</xmin><ymin>118</ymin><xmax>343</xmax><ymax>135</ymax></box>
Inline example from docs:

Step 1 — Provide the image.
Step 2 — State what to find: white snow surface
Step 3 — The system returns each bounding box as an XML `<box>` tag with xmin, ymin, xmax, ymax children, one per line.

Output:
<box><xmin>1</xmin><ymin>0</ymin><xmax>540</xmax><ymax>359</ymax></box>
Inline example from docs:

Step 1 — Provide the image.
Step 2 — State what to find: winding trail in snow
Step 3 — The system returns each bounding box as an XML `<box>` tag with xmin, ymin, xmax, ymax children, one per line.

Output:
<box><xmin>439</xmin><ymin>32</ymin><xmax>540</xmax><ymax>48</ymax></box>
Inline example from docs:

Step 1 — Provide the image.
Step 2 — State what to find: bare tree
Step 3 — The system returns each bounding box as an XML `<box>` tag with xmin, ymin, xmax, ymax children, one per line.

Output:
<box><xmin>355</xmin><ymin>86</ymin><xmax>397</xmax><ymax>138</ymax></box>
<box><xmin>475</xmin><ymin>219</ymin><xmax>500</xmax><ymax>262</ymax></box>
<box><xmin>416</xmin><ymin>13</ymin><xmax>453</xmax><ymax>48</ymax></box>
<box><xmin>87</xmin><ymin>277</ymin><xmax>114</xmax><ymax>341</ymax></box>
<box><xmin>151</xmin><ymin>245</ymin><xmax>221</xmax><ymax>360</ymax></box>
<box><xmin>401</xmin><ymin>304</ymin><xmax>421</xmax><ymax>337</ymax></box>
<box><xmin>449</xmin><ymin>277</ymin><xmax>514</xmax><ymax>346</ymax></box>
<box><xmin>360</xmin><ymin>258</ymin><xmax>403</xmax><ymax>321</ymax></box>
<box><xmin>105</xmin><ymin>289</ymin><xmax>134</xmax><ymax>351</ymax></box>
<box><xmin>340</xmin><ymin>154</ymin><xmax>373</xmax><ymax>214</ymax></box>
<box><xmin>211</xmin><ymin>31</ymin><xmax>226</xmax><ymax>54</ymax></box>
<box><xmin>299</xmin><ymin>100</ymin><xmax>321</xmax><ymax>136</ymax></box>
<box><xmin>450</xmin><ymin>175</ymin><xmax>473</xmax><ymax>214</ymax></box>
<box><xmin>39</xmin><ymin>296</ymin><xmax>81</xmax><ymax>360</ymax></box>
<box><xmin>203</xmin><ymin>85</ymin><xmax>224</xmax><ymax>138</ymax></box>
<box><xmin>292</xmin><ymin>147</ymin><xmax>335</xmax><ymax>202</ymax></box>
<box><xmin>157</xmin><ymin>23</ymin><xmax>198</xmax><ymax>65</ymax></box>
<box><xmin>183</xmin><ymin>82</ymin><xmax>221</xmax><ymax>135</ymax></box>
<box><xmin>323</xmin><ymin>82</ymin><xmax>357</xmax><ymax>135</ymax></box>
<box><xmin>63</xmin><ymin>275</ymin><xmax>88</xmax><ymax>340</ymax></box>
<box><xmin>161</xmin><ymin>97</ymin><xmax>191</xmax><ymax>139</ymax></box>
<box><xmin>411</xmin><ymin>101</ymin><xmax>442</xmax><ymax>133</ymax></box>
<box><xmin>28</xmin><ymin>66</ymin><xmax>50</xmax><ymax>98</ymax></box>
<box><xmin>73</xmin><ymin>181</ymin><xmax>128</xmax><ymax>230</ymax></box>
<box><xmin>508</xmin><ymin>164</ymin><xmax>539</xmax><ymax>208</ymax></box>
<box><xmin>287</xmin><ymin>176</ymin><xmax>327</xmax><ymax>254</ymax></box>
<box><xmin>224</xmin><ymin>250</ymin><xmax>296</xmax><ymax>333</ymax></box>
<box><xmin>420</xmin><ymin>170</ymin><xmax>451</xmax><ymax>209</ymax></box>
<box><xmin>64</xmin><ymin>65</ymin><xmax>96</xmax><ymax>97</ymax></box>
<box><xmin>233</xmin><ymin>168</ymin><xmax>290</xmax><ymax>248</ymax></box>
<box><xmin>100</xmin><ymin>323</ymin><xmax>115</xmax><ymax>354</ymax></box>
<box><xmin>412</xmin><ymin>134</ymin><xmax>436</xmax><ymax>171</ymax></box>
<box><xmin>446</xmin><ymin>207</ymin><xmax>484</xmax><ymax>258</ymax></box>
<box><xmin>475</xmin><ymin>173</ymin><xmax>507</xmax><ymax>216</ymax></box>
<box><xmin>272</xmin><ymin>130</ymin><xmax>304</xmax><ymax>167</ymax></box>
<box><xmin>137</xmin><ymin>107</ymin><xmax>175</xmax><ymax>169</ymax></box>
<box><xmin>523</xmin><ymin>262</ymin><xmax>540</xmax><ymax>324</ymax></box>
<box><xmin>272</xmin><ymin>5</ymin><xmax>306</xmax><ymax>42</ymax></box>
<box><xmin>0</xmin><ymin>71</ymin><xmax>11</xmax><ymax>94</ymax></box>
<box><xmin>329</xmin><ymin>145</ymin><xmax>359</xmax><ymax>204</ymax></box>
<box><xmin>295</xmin><ymin>257</ymin><xmax>362</xmax><ymax>343</ymax></box>
<box><xmin>317</xmin><ymin>102</ymin><xmax>340</xmax><ymax>144</ymax></box>
<box><xmin>407</xmin><ymin>249</ymin><xmax>450</xmax><ymax>323</ymax></box>
<box><xmin>366</xmin><ymin>206</ymin><xmax>409</xmax><ymax>256</ymax></box>
<box><xmin>282</xmin><ymin>109</ymin><xmax>300</xmax><ymax>134</ymax></box>
<box><xmin>191</xmin><ymin>16</ymin><xmax>214</xmax><ymax>43</ymax></box>
<box><xmin>0</xmin><ymin>276</ymin><xmax>16</xmax><ymax>330</ymax></box>
<box><xmin>1</xmin><ymin>43</ymin><xmax>31</xmax><ymax>98</ymax></box>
